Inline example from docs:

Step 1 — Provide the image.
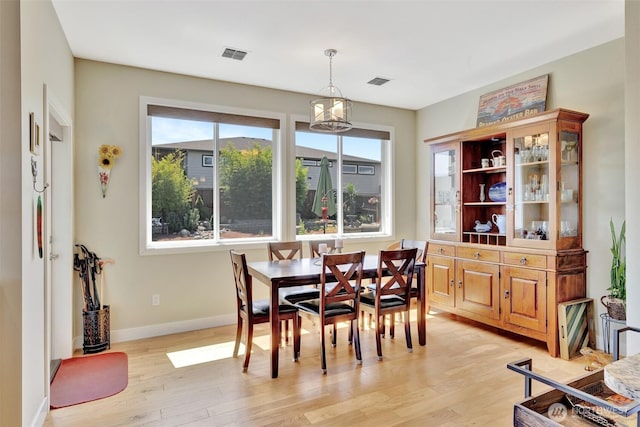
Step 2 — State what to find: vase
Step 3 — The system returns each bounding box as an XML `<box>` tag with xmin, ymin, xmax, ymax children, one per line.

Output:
<box><xmin>98</xmin><ymin>166</ymin><xmax>111</xmax><ymax>198</ymax></box>
<box><xmin>479</xmin><ymin>184</ymin><xmax>485</xmax><ymax>203</ymax></box>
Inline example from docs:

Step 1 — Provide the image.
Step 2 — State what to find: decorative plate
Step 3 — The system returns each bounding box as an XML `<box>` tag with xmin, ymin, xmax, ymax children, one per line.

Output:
<box><xmin>488</xmin><ymin>182</ymin><xmax>506</xmax><ymax>202</ymax></box>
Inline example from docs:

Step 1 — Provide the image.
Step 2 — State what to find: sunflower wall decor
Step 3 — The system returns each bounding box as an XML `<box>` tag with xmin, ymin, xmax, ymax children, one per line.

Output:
<box><xmin>98</xmin><ymin>144</ymin><xmax>122</xmax><ymax>198</ymax></box>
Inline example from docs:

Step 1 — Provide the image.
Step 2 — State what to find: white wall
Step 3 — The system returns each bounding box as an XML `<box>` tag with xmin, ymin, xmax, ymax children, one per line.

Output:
<box><xmin>625</xmin><ymin>0</ymin><xmax>640</xmax><ymax>355</ymax></box>
<box><xmin>73</xmin><ymin>59</ymin><xmax>416</xmax><ymax>342</ymax></box>
<box><xmin>20</xmin><ymin>0</ymin><xmax>74</xmax><ymax>425</ymax></box>
<box><xmin>0</xmin><ymin>1</ymin><xmax>23</xmax><ymax>425</ymax></box>
<box><xmin>416</xmin><ymin>39</ymin><xmax>626</xmax><ymax>349</ymax></box>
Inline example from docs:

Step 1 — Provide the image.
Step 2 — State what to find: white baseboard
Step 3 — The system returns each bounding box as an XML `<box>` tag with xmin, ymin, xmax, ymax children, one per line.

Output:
<box><xmin>30</xmin><ymin>396</ymin><xmax>48</xmax><ymax>427</ymax></box>
<box><xmin>73</xmin><ymin>314</ymin><xmax>236</xmax><ymax>350</ymax></box>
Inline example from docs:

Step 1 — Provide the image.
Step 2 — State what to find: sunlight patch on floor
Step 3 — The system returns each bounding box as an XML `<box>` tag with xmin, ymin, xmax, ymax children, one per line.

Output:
<box><xmin>166</xmin><ymin>328</ymin><xmax>311</xmax><ymax>368</ymax></box>
<box><xmin>167</xmin><ymin>341</ymin><xmax>242</xmax><ymax>368</ymax></box>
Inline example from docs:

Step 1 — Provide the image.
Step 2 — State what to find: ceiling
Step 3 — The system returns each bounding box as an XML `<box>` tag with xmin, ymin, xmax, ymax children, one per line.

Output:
<box><xmin>51</xmin><ymin>0</ymin><xmax>624</xmax><ymax>111</ymax></box>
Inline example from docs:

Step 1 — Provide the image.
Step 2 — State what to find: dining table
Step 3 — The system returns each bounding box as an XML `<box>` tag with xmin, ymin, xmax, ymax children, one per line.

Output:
<box><xmin>247</xmin><ymin>254</ymin><xmax>427</xmax><ymax>378</ymax></box>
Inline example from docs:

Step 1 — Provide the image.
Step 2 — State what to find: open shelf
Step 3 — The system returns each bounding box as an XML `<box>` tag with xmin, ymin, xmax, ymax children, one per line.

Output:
<box><xmin>463</xmin><ymin>232</ymin><xmax>506</xmax><ymax>245</ymax></box>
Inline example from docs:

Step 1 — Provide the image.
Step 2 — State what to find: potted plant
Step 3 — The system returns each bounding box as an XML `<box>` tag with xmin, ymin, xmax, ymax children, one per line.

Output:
<box><xmin>601</xmin><ymin>218</ymin><xmax>626</xmax><ymax>320</ymax></box>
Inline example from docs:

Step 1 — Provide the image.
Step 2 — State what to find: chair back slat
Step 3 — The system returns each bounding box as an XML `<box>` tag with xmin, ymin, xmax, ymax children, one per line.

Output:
<box><xmin>268</xmin><ymin>241</ymin><xmax>303</xmax><ymax>261</ymax></box>
<box><xmin>321</xmin><ymin>251</ymin><xmax>364</xmax><ymax>311</ymax></box>
<box><xmin>230</xmin><ymin>250</ymin><xmax>253</xmax><ymax>314</ymax></box>
<box><xmin>375</xmin><ymin>248</ymin><xmax>417</xmax><ymax>302</ymax></box>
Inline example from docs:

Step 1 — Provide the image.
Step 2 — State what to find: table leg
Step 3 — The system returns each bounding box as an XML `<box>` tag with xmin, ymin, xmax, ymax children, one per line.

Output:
<box><xmin>417</xmin><ymin>265</ymin><xmax>426</xmax><ymax>346</ymax></box>
<box><xmin>270</xmin><ymin>280</ymin><xmax>280</xmax><ymax>378</ymax></box>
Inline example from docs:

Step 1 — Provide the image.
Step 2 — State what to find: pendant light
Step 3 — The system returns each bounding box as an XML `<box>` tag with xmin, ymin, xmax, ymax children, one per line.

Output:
<box><xmin>309</xmin><ymin>49</ymin><xmax>352</xmax><ymax>133</ymax></box>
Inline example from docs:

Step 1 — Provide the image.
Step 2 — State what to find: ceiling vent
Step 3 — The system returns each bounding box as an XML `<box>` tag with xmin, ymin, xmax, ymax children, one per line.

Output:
<box><xmin>221</xmin><ymin>48</ymin><xmax>247</xmax><ymax>61</ymax></box>
<box><xmin>367</xmin><ymin>77</ymin><xmax>390</xmax><ymax>86</ymax></box>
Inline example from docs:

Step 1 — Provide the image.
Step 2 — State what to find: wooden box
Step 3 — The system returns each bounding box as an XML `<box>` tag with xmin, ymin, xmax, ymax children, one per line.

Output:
<box><xmin>514</xmin><ymin>369</ymin><xmax>639</xmax><ymax>426</ymax></box>
<box><xmin>558</xmin><ymin>298</ymin><xmax>595</xmax><ymax>360</ymax></box>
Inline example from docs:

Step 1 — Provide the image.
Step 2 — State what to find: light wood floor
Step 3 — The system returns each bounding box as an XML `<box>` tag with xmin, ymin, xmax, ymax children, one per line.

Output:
<box><xmin>45</xmin><ymin>310</ymin><xmax>590</xmax><ymax>426</ymax></box>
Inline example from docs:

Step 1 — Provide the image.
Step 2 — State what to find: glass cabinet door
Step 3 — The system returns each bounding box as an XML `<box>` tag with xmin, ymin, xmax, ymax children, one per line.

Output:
<box><xmin>431</xmin><ymin>143</ymin><xmax>459</xmax><ymax>241</ymax></box>
<box><xmin>559</xmin><ymin>129</ymin><xmax>580</xmax><ymax>241</ymax></box>
<box><xmin>512</xmin><ymin>129</ymin><xmax>551</xmax><ymax>246</ymax></box>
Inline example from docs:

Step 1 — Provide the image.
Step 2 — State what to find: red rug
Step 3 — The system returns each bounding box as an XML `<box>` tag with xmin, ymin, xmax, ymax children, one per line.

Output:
<box><xmin>50</xmin><ymin>352</ymin><xmax>128</xmax><ymax>409</ymax></box>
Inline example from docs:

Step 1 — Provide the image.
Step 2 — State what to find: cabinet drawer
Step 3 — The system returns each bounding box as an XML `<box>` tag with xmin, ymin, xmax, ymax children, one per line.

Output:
<box><xmin>456</xmin><ymin>247</ymin><xmax>499</xmax><ymax>262</ymax></box>
<box><xmin>428</xmin><ymin>243</ymin><xmax>455</xmax><ymax>257</ymax></box>
<box><xmin>503</xmin><ymin>252</ymin><xmax>547</xmax><ymax>269</ymax></box>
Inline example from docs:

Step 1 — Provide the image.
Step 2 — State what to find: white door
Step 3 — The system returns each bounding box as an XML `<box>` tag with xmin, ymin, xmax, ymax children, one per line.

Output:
<box><xmin>44</xmin><ymin>86</ymin><xmax>74</xmax><ymax>382</ymax></box>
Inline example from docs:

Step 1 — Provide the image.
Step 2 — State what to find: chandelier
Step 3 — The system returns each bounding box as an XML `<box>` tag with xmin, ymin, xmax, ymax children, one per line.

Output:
<box><xmin>309</xmin><ymin>49</ymin><xmax>353</xmax><ymax>133</ymax></box>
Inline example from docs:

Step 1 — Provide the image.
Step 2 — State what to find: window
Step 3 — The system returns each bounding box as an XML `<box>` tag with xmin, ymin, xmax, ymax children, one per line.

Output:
<box><xmin>294</xmin><ymin>122</ymin><xmax>391</xmax><ymax>236</ymax></box>
<box><xmin>358</xmin><ymin>165</ymin><xmax>375</xmax><ymax>175</ymax></box>
<box><xmin>202</xmin><ymin>155</ymin><xmax>214</xmax><ymax>167</ymax></box>
<box><xmin>141</xmin><ymin>98</ymin><xmax>282</xmax><ymax>251</ymax></box>
<box><xmin>343</xmin><ymin>164</ymin><xmax>357</xmax><ymax>174</ymax></box>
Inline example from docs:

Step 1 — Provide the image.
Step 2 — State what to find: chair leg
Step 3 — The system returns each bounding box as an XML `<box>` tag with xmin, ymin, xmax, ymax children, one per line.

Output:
<box><xmin>353</xmin><ymin>319</ymin><xmax>362</xmax><ymax>364</ymax></box>
<box><xmin>233</xmin><ymin>317</ymin><xmax>243</xmax><ymax>358</ymax></box>
<box><xmin>332</xmin><ymin>323</ymin><xmax>337</xmax><ymax>347</ymax></box>
<box><xmin>284</xmin><ymin>319</ymin><xmax>290</xmax><ymax>344</ymax></box>
<box><xmin>243</xmin><ymin>322</ymin><xmax>254</xmax><ymax>372</ymax></box>
<box><xmin>291</xmin><ymin>316</ymin><xmax>300</xmax><ymax>361</ymax></box>
<box><xmin>390</xmin><ymin>314</ymin><xmax>395</xmax><ymax>339</ymax></box>
<box><xmin>375</xmin><ymin>315</ymin><xmax>383</xmax><ymax>361</ymax></box>
<box><xmin>405</xmin><ymin>310</ymin><xmax>413</xmax><ymax>353</ymax></box>
<box><xmin>321</xmin><ymin>323</ymin><xmax>327</xmax><ymax>374</ymax></box>
<box><xmin>348</xmin><ymin>321</ymin><xmax>353</xmax><ymax>344</ymax></box>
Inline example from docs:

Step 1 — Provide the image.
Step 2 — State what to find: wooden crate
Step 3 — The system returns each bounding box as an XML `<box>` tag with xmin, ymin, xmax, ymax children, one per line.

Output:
<box><xmin>558</xmin><ymin>298</ymin><xmax>595</xmax><ymax>360</ymax></box>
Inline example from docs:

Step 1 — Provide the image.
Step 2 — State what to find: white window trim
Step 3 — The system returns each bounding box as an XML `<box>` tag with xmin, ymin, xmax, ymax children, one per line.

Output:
<box><xmin>139</xmin><ymin>96</ymin><xmax>285</xmax><ymax>255</ymax></box>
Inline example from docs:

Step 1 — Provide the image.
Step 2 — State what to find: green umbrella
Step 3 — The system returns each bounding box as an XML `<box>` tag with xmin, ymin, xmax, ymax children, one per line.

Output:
<box><xmin>312</xmin><ymin>156</ymin><xmax>337</xmax><ymax>220</ymax></box>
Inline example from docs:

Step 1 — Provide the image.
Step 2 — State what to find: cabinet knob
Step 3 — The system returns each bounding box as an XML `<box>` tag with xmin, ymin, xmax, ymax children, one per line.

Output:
<box><xmin>458</xmin><ymin>280</ymin><xmax>463</xmax><ymax>288</ymax></box>
<box><xmin>439</xmin><ymin>248</ymin><xmax>444</xmax><ymax>255</ymax></box>
<box><xmin>474</xmin><ymin>251</ymin><xmax>480</xmax><ymax>259</ymax></box>
<box><xmin>450</xmin><ymin>279</ymin><xmax>454</xmax><ymax>287</ymax></box>
<box><xmin>520</xmin><ymin>256</ymin><xmax>527</xmax><ymax>265</ymax></box>
<box><xmin>504</xmin><ymin>290</ymin><xmax>510</xmax><ymax>299</ymax></box>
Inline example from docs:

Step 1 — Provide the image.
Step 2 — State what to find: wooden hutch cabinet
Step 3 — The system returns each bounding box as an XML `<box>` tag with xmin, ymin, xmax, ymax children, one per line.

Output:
<box><xmin>425</xmin><ymin>108</ymin><xmax>589</xmax><ymax>357</ymax></box>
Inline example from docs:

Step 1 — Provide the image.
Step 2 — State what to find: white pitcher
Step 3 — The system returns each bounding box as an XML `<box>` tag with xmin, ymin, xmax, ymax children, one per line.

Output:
<box><xmin>492</xmin><ymin>214</ymin><xmax>506</xmax><ymax>234</ymax></box>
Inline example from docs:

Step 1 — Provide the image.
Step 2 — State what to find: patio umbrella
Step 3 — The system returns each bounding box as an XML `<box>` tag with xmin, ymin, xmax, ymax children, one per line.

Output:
<box><xmin>312</xmin><ymin>156</ymin><xmax>337</xmax><ymax>231</ymax></box>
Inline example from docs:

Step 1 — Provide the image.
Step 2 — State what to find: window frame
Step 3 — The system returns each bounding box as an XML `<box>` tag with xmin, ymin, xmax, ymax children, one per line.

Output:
<box><xmin>139</xmin><ymin>96</ymin><xmax>285</xmax><ymax>255</ymax></box>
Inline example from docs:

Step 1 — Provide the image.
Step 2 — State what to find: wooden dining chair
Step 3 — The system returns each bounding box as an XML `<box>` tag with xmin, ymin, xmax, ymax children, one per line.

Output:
<box><xmin>364</xmin><ymin>239</ymin><xmax>427</xmax><ymax>338</ymax></box>
<box><xmin>267</xmin><ymin>241</ymin><xmax>320</xmax><ymax>342</ymax></box>
<box><xmin>360</xmin><ymin>248</ymin><xmax>417</xmax><ymax>360</ymax></box>
<box><xmin>309</xmin><ymin>239</ymin><xmax>337</xmax><ymax>257</ymax></box>
<box><xmin>230</xmin><ymin>250</ymin><xmax>301</xmax><ymax>372</ymax></box>
<box><xmin>295</xmin><ymin>251</ymin><xmax>365</xmax><ymax>374</ymax></box>
<box><xmin>268</xmin><ymin>241</ymin><xmax>320</xmax><ymax>303</ymax></box>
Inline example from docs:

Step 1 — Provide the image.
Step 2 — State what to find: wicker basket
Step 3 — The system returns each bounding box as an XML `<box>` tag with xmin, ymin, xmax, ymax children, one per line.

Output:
<box><xmin>600</xmin><ymin>295</ymin><xmax>626</xmax><ymax>321</ymax></box>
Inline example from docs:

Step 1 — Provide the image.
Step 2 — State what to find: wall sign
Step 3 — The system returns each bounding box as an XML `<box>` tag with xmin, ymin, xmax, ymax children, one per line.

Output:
<box><xmin>476</xmin><ymin>74</ymin><xmax>549</xmax><ymax>127</ymax></box>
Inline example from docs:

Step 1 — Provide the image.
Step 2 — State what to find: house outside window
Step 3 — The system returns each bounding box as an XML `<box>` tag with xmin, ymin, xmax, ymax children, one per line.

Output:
<box><xmin>294</xmin><ymin>122</ymin><xmax>391</xmax><ymax>236</ymax></box>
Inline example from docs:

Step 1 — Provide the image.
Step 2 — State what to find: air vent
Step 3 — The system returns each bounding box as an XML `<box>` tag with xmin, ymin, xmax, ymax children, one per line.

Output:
<box><xmin>221</xmin><ymin>48</ymin><xmax>247</xmax><ymax>61</ymax></box>
<box><xmin>367</xmin><ymin>77</ymin><xmax>390</xmax><ymax>86</ymax></box>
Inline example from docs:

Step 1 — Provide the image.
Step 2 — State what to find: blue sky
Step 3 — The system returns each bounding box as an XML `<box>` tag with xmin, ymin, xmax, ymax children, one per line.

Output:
<box><xmin>151</xmin><ymin>117</ymin><xmax>381</xmax><ymax>161</ymax></box>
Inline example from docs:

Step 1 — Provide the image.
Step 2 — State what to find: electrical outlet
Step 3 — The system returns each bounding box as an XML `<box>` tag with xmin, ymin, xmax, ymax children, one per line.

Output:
<box><xmin>152</xmin><ymin>294</ymin><xmax>160</xmax><ymax>306</ymax></box>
